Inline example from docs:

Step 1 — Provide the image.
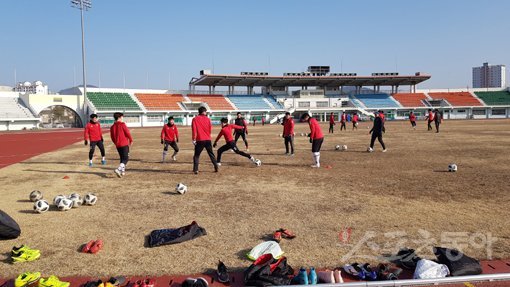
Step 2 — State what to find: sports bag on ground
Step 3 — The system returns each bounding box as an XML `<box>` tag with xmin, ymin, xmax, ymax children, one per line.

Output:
<box><xmin>244</xmin><ymin>253</ymin><xmax>294</xmax><ymax>286</ymax></box>
<box><xmin>0</xmin><ymin>210</ymin><xmax>21</xmax><ymax>240</ymax></box>
<box><xmin>433</xmin><ymin>247</ymin><xmax>482</xmax><ymax>276</ymax></box>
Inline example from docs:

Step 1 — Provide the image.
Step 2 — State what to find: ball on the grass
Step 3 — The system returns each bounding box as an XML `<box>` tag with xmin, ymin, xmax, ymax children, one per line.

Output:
<box><xmin>367</xmin><ymin>147</ymin><xmax>374</xmax><ymax>153</ymax></box>
<box><xmin>69</xmin><ymin>193</ymin><xmax>83</xmax><ymax>208</ymax></box>
<box><xmin>53</xmin><ymin>195</ymin><xmax>66</xmax><ymax>205</ymax></box>
<box><xmin>84</xmin><ymin>193</ymin><xmax>98</xmax><ymax>205</ymax></box>
<box><xmin>342</xmin><ymin>145</ymin><xmax>348</xmax><ymax>151</ymax></box>
<box><xmin>335</xmin><ymin>145</ymin><xmax>341</xmax><ymax>151</ymax></box>
<box><xmin>33</xmin><ymin>199</ymin><xmax>49</xmax><ymax>213</ymax></box>
<box><xmin>30</xmin><ymin>190</ymin><xmax>43</xmax><ymax>202</ymax></box>
<box><xmin>448</xmin><ymin>164</ymin><xmax>458</xmax><ymax>172</ymax></box>
<box><xmin>300</xmin><ymin>133</ymin><xmax>305</xmax><ymax>137</ymax></box>
<box><xmin>255</xmin><ymin>159</ymin><xmax>262</xmax><ymax>167</ymax></box>
<box><xmin>176</xmin><ymin>183</ymin><xmax>187</xmax><ymax>195</ymax></box>
<box><xmin>57</xmin><ymin>198</ymin><xmax>73</xmax><ymax>211</ymax></box>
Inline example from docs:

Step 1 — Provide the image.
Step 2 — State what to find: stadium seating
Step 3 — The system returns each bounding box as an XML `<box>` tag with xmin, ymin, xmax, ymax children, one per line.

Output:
<box><xmin>227</xmin><ymin>95</ymin><xmax>271</xmax><ymax>110</ymax></box>
<box><xmin>87</xmin><ymin>92</ymin><xmax>141</xmax><ymax>111</ymax></box>
<box><xmin>474</xmin><ymin>91</ymin><xmax>510</xmax><ymax>106</ymax></box>
<box><xmin>266</xmin><ymin>96</ymin><xmax>284</xmax><ymax>109</ymax></box>
<box><xmin>135</xmin><ymin>93</ymin><xmax>184</xmax><ymax>110</ymax></box>
<box><xmin>351</xmin><ymin>94</ymin><xmax>400</xmax><ymax>109</ymax></box>
<box><xmin>187</xmin><ymin>94</ymin><xmax>234</xmax><ymax>110</ymax></box>
<box><xmin>0</xmin><ymin>97</ymin><xmax>35</xmax><ymax>118</ymax></box>
<box><xmin>392</xmin><ymin>93</ymin><xmax>428</xmax><ymax>107</ymax></box>
<box><xmin>428</xmin><ymin>92</ymin><xmax>483</xmax><ymax>107</ymax></box>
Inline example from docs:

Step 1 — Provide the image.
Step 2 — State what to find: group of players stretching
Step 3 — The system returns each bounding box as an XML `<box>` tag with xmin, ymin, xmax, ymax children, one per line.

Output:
<box><xmin>84</xmin><ymin>107</ymin><xmax>444</xmax><ymax>176</ymax></box>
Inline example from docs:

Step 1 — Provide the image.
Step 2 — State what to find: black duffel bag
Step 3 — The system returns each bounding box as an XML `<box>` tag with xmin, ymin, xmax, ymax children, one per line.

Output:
<box><xmin>433</xmin><ymin>247</ymin><xmax>482</xmax><ymax>276</ymax></box>
<box><xmin>0</xmin><ymin>209</ymin><xmax>21</xmax><ymax>240</ymax></box>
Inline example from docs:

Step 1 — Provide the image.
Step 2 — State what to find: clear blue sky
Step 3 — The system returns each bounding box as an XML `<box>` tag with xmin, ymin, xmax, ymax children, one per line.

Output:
<box><xmin>1</xmin><ymin>0</ymin><xmax>508</xmax><ymax>91</ymax></box>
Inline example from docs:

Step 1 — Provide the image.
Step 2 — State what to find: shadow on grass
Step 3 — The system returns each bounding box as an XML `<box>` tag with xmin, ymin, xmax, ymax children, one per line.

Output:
<box><xmin>433</xmin><ymin>170</ymin><xmax>450</xmax><ymax>173</ymax></box>
<box><xmin>162</xmin><ymin>191</ymin><xmax>181</xmax><ymax>196</ymax></box>
<box><xmin>235</xmin><ymin>248</ymin><xmax>252</xmax><ymax>261</ymax></box>
<box><xmin>23</xmin><ymin>169</ymin><xmax>108</xmax><ymax>178</ymax></box>
<box><xmin>16</xmin><ymin>199</ymin><xmax>32</xmax><ymax>203</ymax></box>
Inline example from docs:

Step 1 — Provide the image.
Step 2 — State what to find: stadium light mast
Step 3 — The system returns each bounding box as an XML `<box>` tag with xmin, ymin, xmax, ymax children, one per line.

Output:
<box><xmin>71</xmin><ymin>0</ymin><xmax>91</xmax><ymax>100</ymax></box>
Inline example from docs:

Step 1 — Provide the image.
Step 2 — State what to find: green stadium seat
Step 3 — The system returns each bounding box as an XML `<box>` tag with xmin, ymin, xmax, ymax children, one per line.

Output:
<box><xmin>474</xmin><ymin>91</ymin><xmax>510</xmax><ymax>106</ymax></box>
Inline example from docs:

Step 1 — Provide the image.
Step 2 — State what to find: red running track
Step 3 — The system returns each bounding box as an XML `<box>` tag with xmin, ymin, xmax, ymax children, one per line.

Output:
<box><xmin>0</xmin><ymin>129</ymin><xmax>83</xmax><ymax>169</ymax></box>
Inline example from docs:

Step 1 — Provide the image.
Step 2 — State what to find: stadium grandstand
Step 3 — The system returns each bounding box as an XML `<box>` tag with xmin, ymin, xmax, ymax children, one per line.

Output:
<box><xmin>2</xmin><ymin>66</ymin><xmax>510</xmax><ymax>130</ymax></box>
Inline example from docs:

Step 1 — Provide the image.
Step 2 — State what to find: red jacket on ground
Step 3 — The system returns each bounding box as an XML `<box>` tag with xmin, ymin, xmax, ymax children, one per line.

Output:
<box><xmin>308</xmin><ymin>118</ymin><xmax>324</xmax><ymax>140</ymax></box>
<box><xmin>161</xmin><ymin>124</ymin><xmax>179</xmax><ymax>142</ymax></box>
<box><xmin>110</xmin><ymin>121</ymin><xmax>133</xmax><ymax>148</ymax></box>
<box><xmin>283</xmin><ymin>118</ymin><xmax>295</xmax><ymax>137</ymax></box>
<box><xmin>341</xmin><ymin>114</ymin><xmax>347</xmax><ymax>123</ymax></box>
<box><xmin>215</xmin><ymin>124</ymin><xmax>243</xmax><ymax>144</ymax></box>
<box><xmin>329</xmin><ymin>114</ymin><xmax>335</xmax><ymax>124</ymax></box>
<box><xmin>84</xmin><ymin>121</ymin><xmax>103</xmax><ymax>142</ymax></box>
<box><xmin>192</xmin><ymin>115</ymin><xmax>212</xmax><ymax>141</ymax></box>
<box><xmin>352</xmin><ymin>114</ymin><xmax>359</xmax><ymax>122</ymax></box>
<box><xmin>409</xmin><ymin>114</ymin><xmax>416</xmax><ymax>121</ymax></box>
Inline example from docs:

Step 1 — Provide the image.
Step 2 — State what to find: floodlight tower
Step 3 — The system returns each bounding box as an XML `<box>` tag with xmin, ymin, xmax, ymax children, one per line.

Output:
<box><xmin>71</xmin><ymin>0</ymin><xmax>91</xmax><ymax>100</ymax></box>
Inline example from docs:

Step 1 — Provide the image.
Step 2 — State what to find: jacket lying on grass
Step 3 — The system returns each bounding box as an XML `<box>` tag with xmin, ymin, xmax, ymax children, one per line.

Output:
<box><xmin>148</xmin><ymin>221</ymin><xmax>206</xmax><ymax>248</ymax></box>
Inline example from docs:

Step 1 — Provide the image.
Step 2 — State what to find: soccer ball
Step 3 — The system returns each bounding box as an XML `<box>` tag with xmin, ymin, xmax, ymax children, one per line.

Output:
<box><xmin>29</xmin><ymin>190</ymin><xmax>43</xmax><ymax>202</ymax></box>
<box><xmin>300</xmin><ymin>133</ymin><xmax>305</xmax><ymax>137</ymax></box>
<box><xmin>176</xmin><ymin>183</ymin><xmax>187</xmax><ymax>195</ymax></box>
<box><xmin>69</xmin><ymin>193</ymin><xmax>83</xmax><ymax>208</ymax></box>
<box><xmin>448</xmin><ymin>164</ymin><xmax>458</xmax><ymax>172</ymax></box>
<box><xmin>335</xmin><ymin>145</ymin><xmax>341</xmax><ymax>151</ymax></box>
<box><xmin>33</xmin><ymin>199</ymin><xmax>49</xmax><ymax>213</ymax></box>
<box><xmin>255</xmin><ymin>159</ymin><xmax>262</xmax><ymax>167</ymax></box>
<box><xmin>57</xmin><ymin>198</ymin><xmax>73</xmax><ymax>211</ymax></box>
<box><xmin>84</xmin><ymin>193</ymin><xmax>98</xmax><ymax>206</ymax></box>
<box><xmin>342</xmin><ymin>145</ymin><xmax>348</xmax><ymax>151</ymax></box>
<box><xmin>367</xmin><ymin>147</ymin><xmax>374</xmax><ymax>153</ymax></box>
<box><xmin>53</xmin><ymin>195</ymin><xmax>66</xmax><ymax>205</ymax></box>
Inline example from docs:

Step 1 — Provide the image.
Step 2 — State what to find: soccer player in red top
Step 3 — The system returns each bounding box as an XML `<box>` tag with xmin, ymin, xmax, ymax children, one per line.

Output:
<box><xmin>282</xmin><ymin>112</ymin><xmax>295</xmax><ymax>155</ymax></box>
<box><xmin>213</xmin><ymin>118</ymin><xmax>259</xmax><ymax>166</ymax></box>
<box><xmin>110</xmin><ymin>112</ymin><xmax>133</xmax><ymax>178</ymax></box>
<box><xmin>191</xmin><ymin>106</ymin><xmax>218</xmax><ymax>174</ymax></box>
<box><xmin>328</xmin><ymin>112</ymin><xmax>336</xmax><ymax>133</ymax></box>
<box><xmin>409</xmin><ymin>111</ymin><xmax>417</xmax><ymax>130</ymax></box>
<box><xmin>301</xmin><ymin>113</ymin><xmax>324</xmax><ymax>168</ymax></box>
<box><xmin>425</xmin><ymin>109</ymin><xmax>434</xmax><ymax>131</ymax></box>
<box><xmin>234</xmin><ymin>112</ymin><xmax>249</xmax><ymax>151</ymax></box>
<box><xmin>352</xmin><ymin>112</ymin><xmax>359</xmax><ymax>130</ymax></box>
<box><xmin>340</xmin><ymin>112</ymin><xmax>347</xmax><ymax>131</ymax></box>
<box><xmin>84</xmin><ymin>114</ymin><xmax>106</xmax><ymax>167</ymax></box>
<box><xmin>160</xmin><ymin>116</ymin><xmax>179</xmax><ymax>162</ymax></box>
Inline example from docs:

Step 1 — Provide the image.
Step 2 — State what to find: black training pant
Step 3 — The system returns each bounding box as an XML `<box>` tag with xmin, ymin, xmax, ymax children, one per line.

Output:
<box><xmin>435</xmin><ymin>121</ymin><xmax>440</xmax><ymax>133</ymax></box>
<box><xmin>163</xmin><ymin>140</ymin><xmax>179</xmax><ymax>153</ymax></box>
<box><xmin>89</xmin><ymin>140</ymin><xmax>105</xmax><ymax>160</ymax></box>
<box><xmin>193</xmin><ymin>140</ymin><xmax>217</xmax><ymax>172</ymax></box>
<box><xmin>217</xmin><ymin>141</ymin><xmax>251</xmax><ymax>163</ymax></box>
<box><xmin>340</xmin><ymin>122</ymin><xmax>346</xmax><ymax>131</ymax></box>
<box><xmin>312</xmin><ymin>138</ymin><xmax>324</xmax><ymax>153</ymax></box>
<box><xmin>370</xmin><ymin>133</ymin><xmax>386</xmax><ymax>150</ymax></box>
<box><xmin>284</xmin><ymin>135</ymin><xmax>294</xmax><ymax>154</ymax></box>
<box><xmin>353</xmin><ymin>121</ymin><xmax>358</xmax><ymax>130</ymax></box>
<box><xmin>329</xmin><ymin>123</ymin><xmax>334</xmax><ymax>133</ymax></box>
<box><xmin>411</xmin><ymin>120</ymin><xmax>416</xmax><ymax>127</ymax></box>
<box><xmin>427</xmin><ymin>120</ymin><xmax>433</xmax><ymax>131</ymax></box>
<box><xmin>234</xmin><ymin>131</ymin><xmax>248</xmax><ymax>148</ymax></box>
<box><xmin>116</xmin><ymin>145</ymin><xmax>129</xmax><ymax>165</ymax></box>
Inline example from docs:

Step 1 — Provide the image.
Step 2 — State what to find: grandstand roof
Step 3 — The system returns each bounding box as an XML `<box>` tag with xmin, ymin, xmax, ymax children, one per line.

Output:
<box><xmin>189</xmin><ymin>73</ymin><xmax>431</xmax><ymax>88</ymax></box>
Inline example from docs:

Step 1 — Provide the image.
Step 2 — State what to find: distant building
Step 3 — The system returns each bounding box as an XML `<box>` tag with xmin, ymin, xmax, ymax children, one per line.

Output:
<box><xmin>14</xmin><ymin>81</ymin><xmax>49</xmax><ymax>95</ymax></box>
<box><xmin>472</xmin><ymin>63</ymin><xmax>506</xmax><ymax>88</ymax></box>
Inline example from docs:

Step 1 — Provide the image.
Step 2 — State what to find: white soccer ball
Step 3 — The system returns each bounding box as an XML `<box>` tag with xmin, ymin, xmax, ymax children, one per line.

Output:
<box><xmin>33</xmin><ymin>199</ymin><xmax>49</xmax><ymax>213</ymax></box>
<box><xmin>84</xmin><ymin>193</ymin><xmax>98</xmax><ymax>206</ymax></box>
<box><xmin>30</xmin><ymin>190</ymin><xmax>43</xmax><ymax>202</ymax></box>
<box><xmin>335</xmin><ymin>145</ymin><xmax>341</xmax><ymax>151</ymax></box>
<box><xmin>448</xmin><ymin>164</ymin><xmax>458</xmax><ymax>172</ymax></box>
<box><xmin>342</xmin><ymin>145</ymin><xmax>348</xmax><ymax>151</ymax></box>
<box><xmin>69</xmin><ymin>193</ymin><xmax>83</xmax><ymax>208</ymax></box>
<box><xmin>57</xmin><ymin>198</ymin><xmax>73</xmax><ymax>211</ymax></box>
<box><xmin>300</xmin><ymin>133</ymin><xmax>305</xmax><ymax>137</ymax></box>
<box><xmin>255</xmin><ymin>159</ymin><xmax>262</xmax><ymax>167</ymax></box>
<box><xmin>53</xmin><ymin>195</ymin><xmax>66</xmax><ymax>205</ymax></box>
<box><xmin>367</xmin><ymin>147</ymin><xmax>374</xmax><ymax>153</ymax></box>
<box><xmin>176</xmin><ymin>183</ymin><xmax>187</xmax><ymax>195</ymax></box>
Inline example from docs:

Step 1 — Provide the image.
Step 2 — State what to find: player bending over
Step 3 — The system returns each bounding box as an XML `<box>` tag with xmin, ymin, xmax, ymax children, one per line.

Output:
<box><xmin>234</xmin><ymin>112</ymin><xmax>249</xmax><ymax>151</ymax></box>
<box><xmin>192</xmin><ymin>106</ymin><xmax>218</xmax><ymax>174</ymax></box>
<box><xmin>282</xmin><ymin>112</ymin><xmax>295</xmax><ymax>156</ymax></box>
<box><xmin>161</xmin><ymin>116</ymin><xmax>179</xmax><ymax>162</ymax></box>
<box><xmin>368</xmin><ymin>112</ymin><xmax>386</xmax><ymax>152</ymax></box>
<box><xmin>213</xmin><ymin>118</ymin><xmax>259</xmax><ymax>166</ymax></box>
<box><xmin>110</xmin><ymin>112</ymin><xmax>133</xmax><ymax>178</ymax></box>
<box><xmin>84</xmin><ymin>114</ymin><xmax>106</xmax><ymax>166</ymax></box>
<box><xmin>301</xmin><ymin>113</ymin><xmax>324</xmax><ymax>168</ymax></box>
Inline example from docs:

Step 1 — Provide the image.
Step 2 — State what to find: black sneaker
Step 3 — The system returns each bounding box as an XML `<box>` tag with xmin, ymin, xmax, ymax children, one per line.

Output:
<box><xmin>195</xmin><ymin>278</ymin><xmax>209</xmax><ymax>287</ymax></box>
<box><xmin>217</xmin><ymin>261</ymin><xmax>230</xmax><ymax>284</ymax></box>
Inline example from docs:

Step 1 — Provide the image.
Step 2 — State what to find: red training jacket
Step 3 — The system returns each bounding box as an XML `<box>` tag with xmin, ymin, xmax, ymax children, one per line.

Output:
<box><xmin>84</xmin><ymin>121</ymin><xmax>103</xmax><ymax>142</ymax></box>
<box><xmin>283</xmin><ymin>118</ymin><xmax>295</xmax><ymax>137</ymax></box>
<box><xmin>409</xmin><ymin>114</ymin><xmax>416</xmax><ymax>121</ymax></box>
<box><xmin>309</xmin><ymin>118</ymin><xmax>324</xmax><ymax>140</ymax></box>
<box><xmin>161</xmin><ymin>124</ymin><xmax>179</xmax><ymax>142</ymax></box>
<box><xmin>352</xmin><ymin>114</ymin><xmax>359</xmax><ymax>122</ymax></box>
<box><xmin>215</xmin><ymin>124</ymin><xmax>243</xmax><ymax>144</ymax></box>
<box><xmin>329</xmin><ymin>114</ymin><xmax>335</xmax><ymax>124</ymax></box>
<box><xmin>192</xmin><ymin>114</ymin><xmax>212</xmax><ymax>141</ymax></box>
<box><xmin>341</xmin><ymin>114</ymin><xmax>347</xmax><ymax>122</ymax></box>
<box><xmin>110</xmin><ymin>121</ymin><xmax>133</xmax><ymax>148</ymax></box>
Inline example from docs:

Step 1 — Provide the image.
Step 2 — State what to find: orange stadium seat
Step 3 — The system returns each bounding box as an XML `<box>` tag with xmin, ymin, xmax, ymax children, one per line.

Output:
<box><xmin>428</xmin><ymin>92</ymin><xmax>483</xmax><ymax>107</ymax></box>
<box><xmin>392</xmin><ymin>93</ymin><xmax>428</xmax><ymax>107</ymax></box>
<box><xmin>135</xmin><ymin>94</ymin><xmax>184</xmax><ymax>110</ymax></box>
<box><xmin>187</xmin><ymin>94</ymin><xmax>234</xmax><ymax>110</ymax></box>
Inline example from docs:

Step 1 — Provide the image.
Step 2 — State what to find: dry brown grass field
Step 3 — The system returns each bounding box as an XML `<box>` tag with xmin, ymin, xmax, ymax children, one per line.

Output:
<box><xmin>0</xmin><ymin>119</ymin><xmax>509</xmax><ymax>277</ymax></box>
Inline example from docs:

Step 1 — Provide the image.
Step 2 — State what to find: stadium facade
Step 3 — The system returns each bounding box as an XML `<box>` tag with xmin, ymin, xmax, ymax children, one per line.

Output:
<box><xmin>1</xmin><ymin>67</ymin><xmax>510</xmax><ymax>130</ymax></box>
